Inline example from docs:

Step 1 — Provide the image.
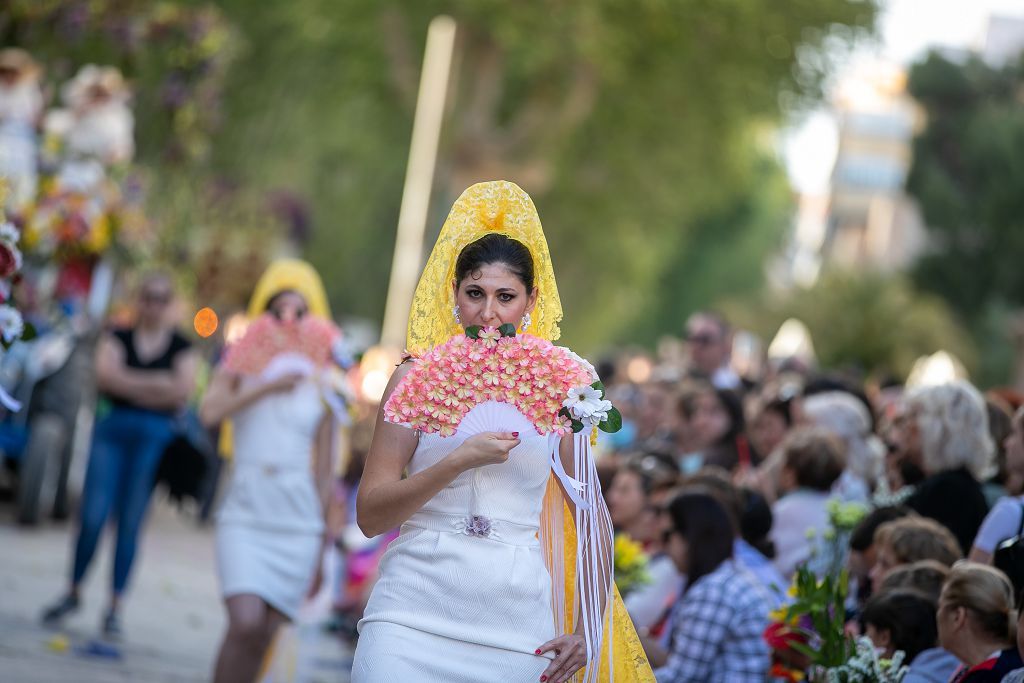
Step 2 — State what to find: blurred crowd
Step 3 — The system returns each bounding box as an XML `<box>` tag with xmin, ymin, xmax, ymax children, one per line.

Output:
<box><xmin>578</xmin><ymin>311</ymin><xmax>1024</xmax><ymax>682</ymax></box>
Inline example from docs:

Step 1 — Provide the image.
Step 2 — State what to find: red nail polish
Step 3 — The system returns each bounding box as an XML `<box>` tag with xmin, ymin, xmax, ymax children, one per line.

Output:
<box><xmin>535</xmin><ymin>648</ymin><xmax>541</xmax><ymax>654</ymax></box>
<box><xmin>513</xmin><ymin>432</ymin><xmax>520</xmax><ymax>438</ymax></box>
<box><xmin>540</xmin><ymin>677</ymin><xmax>547</xmax><ymax>682</ymax></box>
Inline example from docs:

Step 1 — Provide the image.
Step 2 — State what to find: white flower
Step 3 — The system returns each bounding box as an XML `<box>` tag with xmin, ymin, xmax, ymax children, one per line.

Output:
<box><xmin>0</xmin><ymin>305</ymin><xmax>24</xmax><ymax>343</ymax></box>
<box><xmin>0</xmin><ymin>222</ymin><xmax>18</xmax><ymax>246</ymax></box>
<box><xmin>586</xmin><ymin>399</ymin><xmax>614</xmax><ymax>426</ymax></box>
<box><xmin>563</xmin><ymin>385</ymin><xmax>610</xmax><ymax>423</ymax></box>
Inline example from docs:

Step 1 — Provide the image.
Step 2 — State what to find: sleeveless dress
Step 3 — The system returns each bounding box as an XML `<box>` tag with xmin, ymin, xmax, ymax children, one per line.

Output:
<box><xmin>353</xmin><ymin>401</ymin><xmax>557</xmax><ymax>681</ymax></box>
<box><xmin>215</xmin><ymin>355</ymin><xmax>325</xmax><ymax>619</ymax></box>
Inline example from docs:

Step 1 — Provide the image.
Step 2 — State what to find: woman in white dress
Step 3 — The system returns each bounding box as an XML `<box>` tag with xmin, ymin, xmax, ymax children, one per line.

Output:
<box><xmin>352</xmin><ymin>181</ymin><xmax>653</xmax><ymax>683</ymax></box>
<box><xmin>200</xmin><ymin>260</ymin><xmax>342</xmax><ymax>683</ymax></box>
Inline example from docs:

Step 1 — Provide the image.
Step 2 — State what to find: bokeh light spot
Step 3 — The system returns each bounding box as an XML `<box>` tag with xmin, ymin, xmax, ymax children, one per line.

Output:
<box><xmin>194</xmin><ymin>307</ymin><xmax>219</xmax><ymax>338</ymax></box>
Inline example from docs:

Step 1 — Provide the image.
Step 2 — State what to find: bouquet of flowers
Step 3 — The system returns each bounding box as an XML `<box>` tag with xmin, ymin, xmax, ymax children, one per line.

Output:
<box><xmin>385</xmin><ymin>324</ymin><xmax>622</xmax><ymax>438</ymax></box>
<box><xmin>0</xmin><ymin>181</ymin><xmax>26</xmax><ymax>349</ymax></box>
<box><xmin>613</xmin><ymin>534</ymin><xmax>651</xmax><ymax>596</ymax></box>
<box><xmin>766</xmin><ymin>500</ymin><xmax>874</xmax><ymax>682</ymax></box>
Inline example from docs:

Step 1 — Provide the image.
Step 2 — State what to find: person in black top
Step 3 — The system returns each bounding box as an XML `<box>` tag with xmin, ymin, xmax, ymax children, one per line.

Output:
<box><xmin>42</xmin><ymin>273</ymin><xmax>197</xmax><ymax>637</ymax></box>
<box><xmin>901</xmin><ymin>382</ymin><xmax>993</xmax><ymax>555</ymax></box>
<box><xmin>938</xmin><ymin>562</ymin><xmax>1023</xmax><ymax>682</ymax></box>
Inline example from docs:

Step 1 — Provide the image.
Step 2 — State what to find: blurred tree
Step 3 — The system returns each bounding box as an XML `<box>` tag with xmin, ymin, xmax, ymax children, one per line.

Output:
<box><xmin>206</xmin><ymin>0</ymin><xmax>878</xmax><ymax>347</ymax></box>
<box><xmin>906</xmin><ymin>52</ymin><xmax>1024</xmax><ymax>321</ymax></box>
<box><xmin>724</xmin><ymin>272</ymin><xmax>975</xmax><ymax>380</ymax></box>
<box><xmin>5</xmin><ymin>1</ymin><xmax>879</xmax><ymax>348</ymax></box>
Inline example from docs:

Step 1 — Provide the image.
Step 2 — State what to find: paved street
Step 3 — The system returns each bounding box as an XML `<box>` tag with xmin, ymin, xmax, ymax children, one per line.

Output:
<box><xmin>0</xmin><ymin>496</ymin><xmax>352</xmax><ymax>683</ymax></box>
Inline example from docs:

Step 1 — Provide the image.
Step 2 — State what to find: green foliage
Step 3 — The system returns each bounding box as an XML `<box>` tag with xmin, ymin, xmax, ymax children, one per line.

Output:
<box><xmin>725</xmin><ymin>271</ymin><xmax>976</xmax><ymax>379</ymax></box>
<box><xmin>204</xmin><ymin>0</ymin><xmax>877</xmax><ymax>347</ymax></box>
<box><xmin>906</xmin><ymin>52</ymin><xmax>1024</xmax><ymax>321</ymax></box>
<box><xmin>6</xmin><ymin>1</ymin><xmax>879</xmax><ymax>347</ymax></box>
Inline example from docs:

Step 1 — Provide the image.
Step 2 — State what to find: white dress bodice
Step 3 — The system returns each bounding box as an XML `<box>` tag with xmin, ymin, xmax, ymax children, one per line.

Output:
<box><xmin>406</xmin><ymin>401</ymin><xmax>553</xmax><ymax>535</ymax></box>
<box><xmin>217</xmin><ymin>356</ymin><xmax>326</xmax><ymax>533</ymax></box>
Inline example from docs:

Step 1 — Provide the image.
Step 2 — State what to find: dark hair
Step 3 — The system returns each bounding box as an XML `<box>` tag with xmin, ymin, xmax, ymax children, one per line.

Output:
<box><xmin>739</xmin><ymin>487</ymin><xmax>776</xmax><ymax>559</ymax></box>
<box><xmin>620</xmin><ymin>452</ymin><xmax>679</xmax><ymax>495</ymax></box>
<box><xmin>666</xmin><ymin>491</ymin><xmax>735</xmax><ymax>591</ymax></box>
<box><xmin>860</xmin><ymin>589</ymin><xmax>939</xmax><ymax>661</ymax></box>
<box><xmin>683</xmin><ymin>467</ymin><xmax>741</xmax><ymax>529</ymax></box>
<box><xmin>850</xmin><ymin>506</ymin><xmax>913</xmax><ymax>553</ymax></box>
<box><xmin>454</xmin><ymin>234</ymin><xmax>535</xmax><ymax>293</ymax></box>
<box><xmin>265</xmin><ymin>289</ymin><xmax>306</xmax><ymax>313</ymax></box>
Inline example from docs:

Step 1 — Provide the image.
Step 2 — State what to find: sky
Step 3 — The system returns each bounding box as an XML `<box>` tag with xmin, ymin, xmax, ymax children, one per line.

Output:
<box><xmin>783</xmin><ymin>0</ymin><xmax>1024</xmax><ymax>194</ymax></box>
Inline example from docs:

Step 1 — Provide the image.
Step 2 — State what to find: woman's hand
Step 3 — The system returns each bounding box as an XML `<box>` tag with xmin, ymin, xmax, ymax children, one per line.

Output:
<box><xmin>451</xmin><ymin>432</ymin><xmax>521</xmax><ymax>471</ymax></box>
<box><xmin>261</xmin><ymin>371</ymin><xmax>305</xmax><ymax>396</ymax></box>
<box><xmin>536</xmin><ymin>633</ymin><xmax>587</xmax><ymax>683</ymax></box>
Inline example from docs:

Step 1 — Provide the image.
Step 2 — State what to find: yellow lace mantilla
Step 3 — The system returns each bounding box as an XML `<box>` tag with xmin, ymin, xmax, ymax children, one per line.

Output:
<box><xmin>406</xmin><ymin>180</ymin><xmax>562</xmax><ymax>355</ymax></box>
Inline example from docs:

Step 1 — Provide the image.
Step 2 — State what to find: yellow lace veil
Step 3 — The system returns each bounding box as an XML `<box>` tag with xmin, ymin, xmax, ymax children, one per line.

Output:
<box><xmin>406</xmin><ymin>181</ymin><xmax>653</xmax><ymax>682</ymax></box>
<box><xmin>219</xmin><ymin>258</ymin><xmax>334</xmax><ymax>459</ymax></box>
<box><xmin>405</xmin><ymin>180</ymin><xmax>561</xmax><ymax>356</ymax></box>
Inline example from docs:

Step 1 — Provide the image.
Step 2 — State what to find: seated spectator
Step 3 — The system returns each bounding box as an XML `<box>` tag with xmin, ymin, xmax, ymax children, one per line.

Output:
<box><xmin>982</xmin><ymin>398</ymin><xmax>1014</xmax><ymax>507</ymax></box>
<box><xmin>1001</xmin><ymin>592</ymin><xmax>1024</xmax><ymax>683</ymax></box>
<box><xmin>769</xmin><ymin>427</ymin><xmax>845</xmax><ymax>579</ymax></box>
<box><xmin>869</xmin><ymin>516</ymin><xmax>962</xmax><ymax>586</ymax></box>
<box><xmin>862</xmin><ymin>590</ymin><xmax>957</xmax><ymax>683</ymax></box>
<box><xmin>937</xmin><ymin>562</ymin><xmax>1022</xmax><ymax>682</ymax></box>
<box><xmin>969</xmin><ymin>406</ymin><xmax>1024</xmax><ymax>565</ymax></box>
<box><xmin>682</xmin><ymin>384</ymin><xmax>758</xmax><ymax>473</ymax></box>
<box><xmin>872</xmin><ymin>562</ymin><xmax>960</xmax><ymax>683</ymax></box>
<box><xmin>748</xmin><ymin>396</ymin><xmax>793</xmax><ymax>463</ymax></box>
<box><xmin>849</xmin><ymin>505</ymin><xmax>913</xmax><ymax>600</ymax></box>
<box><xmin>802</xmin><ymin>391</ymin><xmax>886</xmax><ymax>501</ymax></box>
<box><xmin>653</xmin><ymin>491</ymin><xmax>771</xmax><ymax>683</ymax></box>
<box><xmin>685</xmin><ymin>468</ymin><xmax>787</xmax><ymax>607</ymax></box>
<box><xmin>903</xmin><ymin>382</ymin><xmax>993</xmax><ymax>554</ymax></box>
<box><xmin>608</xmin><ymin>453</ymin><xmax>685</xmax><ymax>631</ymax></box>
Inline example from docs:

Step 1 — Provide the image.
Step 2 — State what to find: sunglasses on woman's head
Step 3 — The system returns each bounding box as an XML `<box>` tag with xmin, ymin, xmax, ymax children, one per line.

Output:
<box><xmin>141</xmin><ymin>291</ymin><xmax>171</xmax><ymax>305</ymax></box>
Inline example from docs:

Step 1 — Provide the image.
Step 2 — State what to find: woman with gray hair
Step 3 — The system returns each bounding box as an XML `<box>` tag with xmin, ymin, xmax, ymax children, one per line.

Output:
<box><xmin>802</xmin><ymin>391</ymin><xmax>886</xmax><ymax>501</ymax></box>
<box><xmin>901</xmin><ymin>381</ymin><xmax>993</xmax><ymax>555</ymax></box>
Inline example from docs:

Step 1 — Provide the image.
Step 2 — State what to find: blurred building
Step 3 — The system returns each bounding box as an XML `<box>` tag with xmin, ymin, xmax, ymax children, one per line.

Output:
<box><xmin>818</xmin><ymin>61</ymin><xmax>927</xmax><ymax>274</ymax></box>
<box><xmin>781</xmin><ymin>13</ymin><xmax>1024</xmax><ymax>287</ymax></box>
<box><xmin>982</xmin><ymin>14</ymin><xmax>1024</xmax><ymax>66</ymax></box>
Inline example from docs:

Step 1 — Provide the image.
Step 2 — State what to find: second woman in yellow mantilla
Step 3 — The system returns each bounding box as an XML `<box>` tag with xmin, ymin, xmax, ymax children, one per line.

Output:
<box><xmin>351</xmin><ymin>180</ymin><xmax>653</xmax><ymax>683</ymax></box>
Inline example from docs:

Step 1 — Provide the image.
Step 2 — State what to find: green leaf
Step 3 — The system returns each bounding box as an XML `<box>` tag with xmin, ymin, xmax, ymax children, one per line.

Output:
<box><xmin>788</xmin><ymin>641</ymin><xmax>819</xmax><ymax>661</ymax></box>
<box><xmin>21</xmin><ymin>321</ymin><xmax>37</xmax><ymax>342</ymax></box>
<box><xmin>590</xmin><ymin>380</ymin><xmax>605</xmax><ymax>396</ymax></box>
<box><xmin>598</xmin><ymin>406</ymin><xmax>623</xmax><ymax>433</ymax></box>
<box><xmin>498</xmin><ymin>323</ymin><xmax>517</xmax><ymax>337</ymax></box>
<box><xmin>570</xmin><ymin>418</ymin><xmax>584</xmax><ymax>433</ymax></box>
<box><xmin>465</xmin><ymin>325</ymin><xmax>482</xmax><ymax>339</ymax></box>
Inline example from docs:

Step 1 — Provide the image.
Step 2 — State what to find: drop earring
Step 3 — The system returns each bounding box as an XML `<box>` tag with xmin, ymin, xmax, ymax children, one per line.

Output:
<box><xmin>520</xmin><ymin>312</ymin><xmax>532</xmax><ymax>332</ymax></box>
<box><xmin>453</xmin><ymin>305</ymin><xmax>462</xmax><ymax>325</ymax></box>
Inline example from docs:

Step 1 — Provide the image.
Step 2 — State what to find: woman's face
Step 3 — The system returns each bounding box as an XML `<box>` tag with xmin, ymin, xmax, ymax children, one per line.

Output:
<box><xmin>936</xmin><ymin>590</ymin><xmax>967</xmax><ymax>653</ymax></box>
<box><xmin>1004</xmin><ymin>414</ymin><xmax>1024</xmax><ymax>495</ymax></box>
<box><xmin>691</xmin><ymin>392</ymin><xmax>731</xmax><ymax>447</ymax></box>
<box><xmin>453</xmin><ymin>263</ymin><xmax>536</xmax><ymax>331</ymax></box>
<box><xmin>268</xmin><ymin>291</ymin><xmax>308</xmax><ymax>324</ymax></box>
<box><xmin>864</xmin><ymin>623</ymin><xmax>893</xmax><ymax>659</ymax></box>
<box><xmin>868</xmin><ymin>545</ymin><xmax>899</xmax><ymax>587</ymax></box>
<box><xmin>665</xmin><ymin>527</ymin><xmax>690</xmax><ymax>574</ymax></box>
<box><xmin>751</xmin><ymin>409</ymin><xmax>788</xmax><ymax>457</ymax></box>
<box><xmin>608</xmin><ymin>470</ymin><xmax>647</xmax><ymax>529</ymax></box>
<box><xmin>137</xmin><ymin>278</ymin><xmax>173</xmax><ymax>328</ymax></box>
